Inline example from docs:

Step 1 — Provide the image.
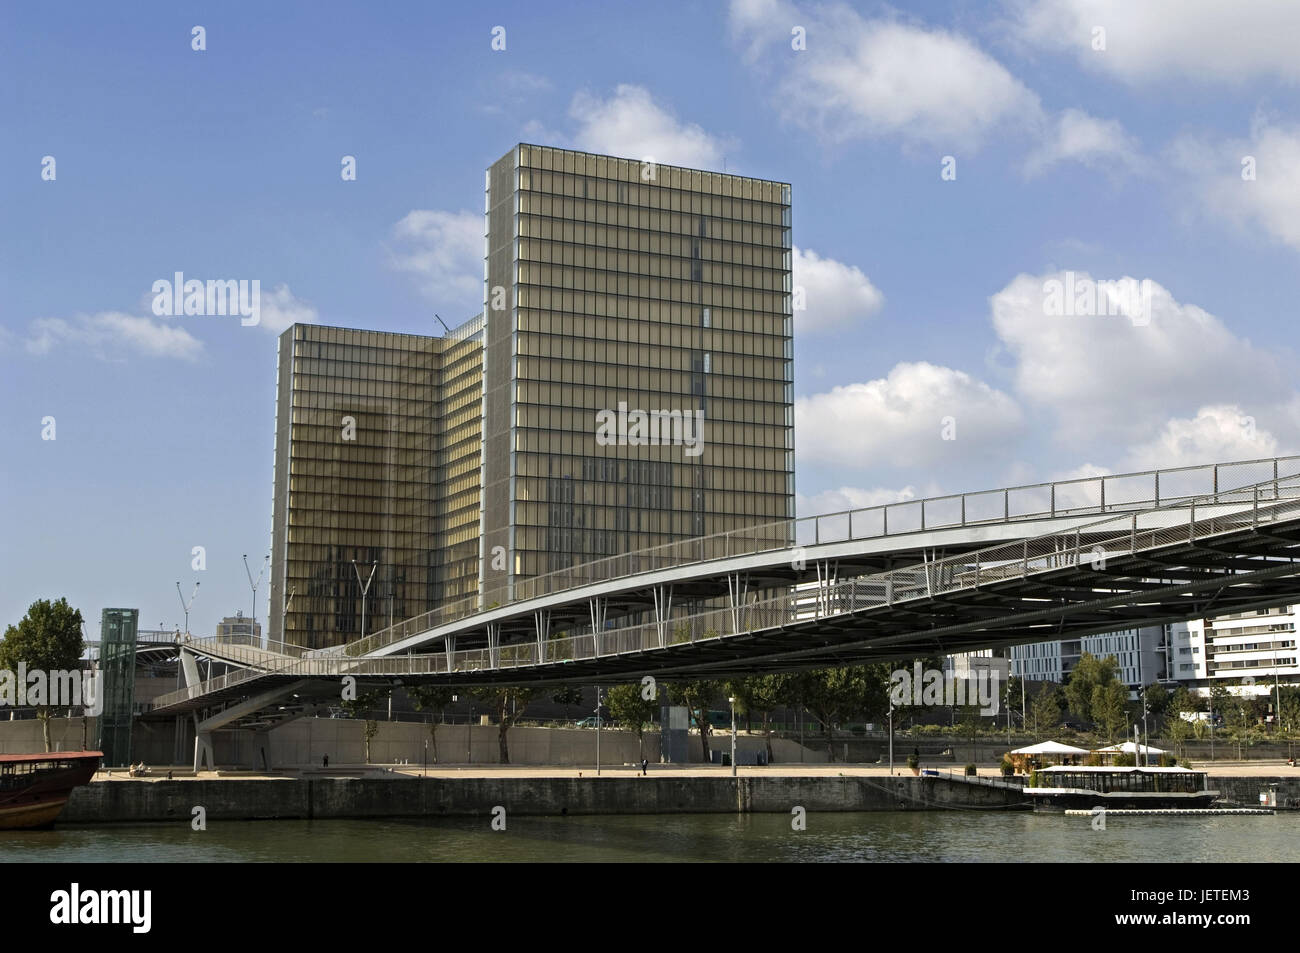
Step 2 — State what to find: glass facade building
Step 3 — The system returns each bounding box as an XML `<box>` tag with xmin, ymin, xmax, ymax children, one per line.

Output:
<box><xmin>271</xmin><ymin>144</ymin><xmax>794</xmax><ymax>648</ymax></box>
<box><xmin>484</xmin><ymin>144</ymin><xmax>795</xmax><ymax>594</ymax></box>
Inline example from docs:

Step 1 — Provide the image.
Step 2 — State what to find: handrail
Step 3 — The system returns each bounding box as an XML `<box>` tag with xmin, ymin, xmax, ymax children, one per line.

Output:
<box><xmin>348</xmin><ymin>455</ymin><xmax>1300</xmax><ymax>658</ymax></box>
<box><xmin>151</xmin><ymin>470</ymin><xmax>1300</xmax><ymax>708</ymax></box>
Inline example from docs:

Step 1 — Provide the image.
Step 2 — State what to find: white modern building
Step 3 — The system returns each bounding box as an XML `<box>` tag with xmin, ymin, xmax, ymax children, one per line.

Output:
<box><xmin>1180</xmin><ymin>605</ymin><xmax>1299</xmax><ymax>697</ymax></box>
<box><xmin>1009</xmin><ymin>624</ymin><xmax>1170</xmax><ymax>697</ymax></box>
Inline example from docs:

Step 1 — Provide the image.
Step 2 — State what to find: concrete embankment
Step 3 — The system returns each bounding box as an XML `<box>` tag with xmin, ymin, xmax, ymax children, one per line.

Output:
<box><xmin>63</xmin><ymin>773</ymin><xmax>1027</xmax><ymax>823</ymax></box>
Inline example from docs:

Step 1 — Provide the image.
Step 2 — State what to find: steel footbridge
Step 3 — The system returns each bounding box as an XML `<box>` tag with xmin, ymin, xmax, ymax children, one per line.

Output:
<box><xmin>138</xmin><ymin>455</ymin><xmax>1300</xmax><ymax>747</ymax></box>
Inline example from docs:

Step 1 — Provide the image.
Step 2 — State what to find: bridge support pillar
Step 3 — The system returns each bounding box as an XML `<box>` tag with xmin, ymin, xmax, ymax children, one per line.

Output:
<box><xmin>486</xmin><ymin>622</ymin><xmax>501</xmax><ymax>668</ymax></box>
<box><xmin>814</xmin><ymin>560</ymin><xmax>839</xmax><ymax>617</ymax></box>
<box><xmin>727</xmin><ymin>572</ymin><xmax>750</xmax><ymax>634</ymax></box>
<box><xmin>445</xmin><ymin>635</ymin><xmax>456</xmax><ymax>674</ymax></box>
<box><xmin>651</xmin><ymin>585</ymin><xmax>673</xmax><ymax>647</ymax></box>
<box><xmin>534</xmin><ymin>610</ymin><xmax>550</xmax><ymax>662</ymax></box>
<box><xmin>589</xmin><ymin>597</ymin><xmax>607</xmax><ymax>656</ymax></box>
<box><xmin>193</xmin><ymin>719</ymin><xmax>214</xmax><ymax>773</ymax></box>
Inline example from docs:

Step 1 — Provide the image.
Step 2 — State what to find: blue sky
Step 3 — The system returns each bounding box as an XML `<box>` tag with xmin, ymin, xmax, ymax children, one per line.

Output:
<box><xmin>4</xmin><ymin>0</ymin><xmax>1300</xmax><ymax>640</ymax></box>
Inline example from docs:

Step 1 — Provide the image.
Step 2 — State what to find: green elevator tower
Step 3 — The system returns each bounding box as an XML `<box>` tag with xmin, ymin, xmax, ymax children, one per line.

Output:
<box><xmin>98</xmin><ymin>607</ymin><xmax>137</xmax><ymax>766</ymax></box>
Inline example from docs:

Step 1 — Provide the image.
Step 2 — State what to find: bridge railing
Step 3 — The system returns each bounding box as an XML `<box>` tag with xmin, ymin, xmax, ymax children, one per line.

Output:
<box><xmin>153</xmin><ymin>465</ymin><xmax>1300</xmax><ymax>706</ymax></box>
<box><xmin>343</xmin><ymin>455</ymin><xmax>1300</xmax><ymax>659</ymax></box>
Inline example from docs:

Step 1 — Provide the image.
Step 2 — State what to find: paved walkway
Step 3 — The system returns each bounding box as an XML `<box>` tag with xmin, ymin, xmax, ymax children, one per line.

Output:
<box><xmin>90</xmin><ymin>760</ymin><xmax>1300</xmax><ymax>781</ymax></box>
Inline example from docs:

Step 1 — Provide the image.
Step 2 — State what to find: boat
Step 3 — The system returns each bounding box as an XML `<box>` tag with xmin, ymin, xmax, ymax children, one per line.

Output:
<box><xmin>0</xmin><ymin>751</ymin><xmax>102</xmax><ymax>830</ymax></box>
<box><xmin>1025</xmin><ymin>765</ymin><xmax>1220</xmax><ymax>813</ymax></box>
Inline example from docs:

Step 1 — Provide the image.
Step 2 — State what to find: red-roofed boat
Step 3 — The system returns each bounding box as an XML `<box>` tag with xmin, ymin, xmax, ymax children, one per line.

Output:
<box><xmin>0</xmin><ymin>751</ymin><xmax>101</xmax><ymax>830</ymax></box>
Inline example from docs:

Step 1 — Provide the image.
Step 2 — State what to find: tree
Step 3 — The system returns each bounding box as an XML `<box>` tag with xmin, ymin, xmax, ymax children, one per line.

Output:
<box><xmin>605</xmin><ymin>683</ymin><xmax>658</xmax><ymax>759</ymax></box>
<box><xmin>0</xmin><ymin>598</ymin><xmax>85</xmax><ymax>752</ymax></box>
<box><xmin>1064</xmin><ymin>653</ymin><xmax>1120</xmax><ymax>723</ymax></box>
<box><xmin>1031</xmin><ymin>683</ymin><xmax>1063</xmax><ymax>740</ymax></box>
<box><xmin>729</xmin><ymin>674</ymin><xmax>795</xmax><ymax>764</ymax></box>
<box><xmin>550</xmin><ymin>685</ymin><xmax>584</xmax><ymax>708</ymax></box>
<box><xmin>1166</xmin><ymin>687</ymin><xmax>1194</xmax><ymax>759</ymax></box>
<box><xmin>796</xmin><ymin>665</ymin><xmax>889</xmax><ymax>762</ymax></box>
<box><xmin>1142</xmin><ymin>682</ymin><xmax>1170</xmax><ymax>718</ymax></box>
<box><xmin>668</xmin><ymin>679</ymin><xmax>723</xmax><ymax>763</ymax></box>
<box><xmin>341</xmin><ymin>688</ymin><xmax>384</xmax><ymax>763</ymax></box>
<box><xmin>405</xmin><ymin>684</ymin><xmax>457</xmax><ymax>764</ymax></box>
<box><xmin>1091</xmin><ymin>681</ymin><xmax>1129</xmax><ymax>742</ymax></box>
<box><xmin>471</xmin><ymin>685</ymin><xmax>542</xmax><ymax>764</ymax></box>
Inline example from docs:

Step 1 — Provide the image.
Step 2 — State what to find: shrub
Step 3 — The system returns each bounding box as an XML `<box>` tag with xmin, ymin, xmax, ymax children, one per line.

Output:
<box><xmin>1114</xmin><ymin>752</ymin><xmax>1137</xmax><ymax>767</ymax></box>
<box><xmin>1000</xmin><ymin>755</ymin><xmax>1015</xmax><ymax>777</ymax></box>
<box><xmin>1085</xmin><ymin>752</ymin><xmax>1103</xmax><ymax>767</ymax></box>
<box><xmin>964</xmin><ymin>763</ymin><xmax>977</xmax><ymax>776</ymax></box>
<box><xmin>1159</xmin><ymin>753</ymin><xmax>1177</xmax><ymax>767</ymax></box>
<box><xmin>906</xmin><ymin>752</ymin><xmax>920</xmax><ymax>770</ymax></box>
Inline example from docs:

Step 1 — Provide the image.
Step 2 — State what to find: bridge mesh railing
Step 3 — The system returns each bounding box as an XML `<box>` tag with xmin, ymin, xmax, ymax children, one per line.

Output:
<box><xmin>151</xmin><ymin>471</ymin><xmax>1300</xmax><ymax>707</ymax></box>
<box><xmin>337</xmin><ymin>456</ymin><xmax>1300</xmax><ymax>659</ymax></box>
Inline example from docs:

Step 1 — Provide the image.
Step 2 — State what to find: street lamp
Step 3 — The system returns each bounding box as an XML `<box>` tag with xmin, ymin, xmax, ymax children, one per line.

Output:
<box><xmin>243</xmin><ymin>554</ymin><xmax>268</xmax><ymax>632</ymax></box>
<box><xmin>176</xmin><ymin>581</ymin><xmax>199</xmax><ymax>639</ymax></box>
<box><xmin>728</xmin><ymin>695</ymin><xmax>737</xmax><ymax>777</ymax></box>
<box><xmin>888</xmin><ymin>702</ymin><xmax>895</xmax><ymax>775</ymax></box>
<box><xmin>595</xmin><ymin>686</ymin><xmax>603</xmax><ymax>777</ymax></box>
<box><xmin>351</xmin><ymin>559</ymin><xmax>378</xmax><ymax>640</ymax></box>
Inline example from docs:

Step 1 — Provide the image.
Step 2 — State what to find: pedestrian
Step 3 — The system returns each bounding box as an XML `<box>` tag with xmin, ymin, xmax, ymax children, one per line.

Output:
<box><xmin>641</xmin><ymin>757</ymin><xmax>648</xmax><ymax>776</ymax></box>
<box><xmin>323</xmin><ymin>754</ymin><xmax>329</xmax><ymax>768</ymax></box>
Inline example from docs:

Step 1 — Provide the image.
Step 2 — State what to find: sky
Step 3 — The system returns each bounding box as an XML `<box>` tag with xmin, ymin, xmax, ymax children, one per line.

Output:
<box><xmin>3</xmin><ymin>0</ymin><xmax>1300</xmax><ymax>641</ymax></box>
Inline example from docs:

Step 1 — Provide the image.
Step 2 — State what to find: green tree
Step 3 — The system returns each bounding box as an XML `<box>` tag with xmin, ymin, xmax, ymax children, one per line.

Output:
<box><xmin>406</xmin><ymin>684</ymin><xmax>457</xmax><ymax>764</ymax></box>
<box><xmin>1064</xmin><ymin>653</ymin><xmax>1120</xmax><ymax>723</ymax></box>
<box><xmin>729</xmin><ymin>673</ymin><xmax>796</xmax><ymax>764</ymax></box>
<box><xmin>471</xmin><ymin>685</ymin><xmax>542</xmax><ymax>764</ymax></box>
<box><xmin>550</xmin><ymin>685</ymin><xmax>584</xmax><ymax>708</ymax></box>
<box><xmin>668</xmin><ymin>679</ymin><xmax>723</xmax><ymax>763</ymax></box>
<box><xmin>0</xmin><ymin>598</ymin><xmax>86</xmax><ymax>752</ymax></box>
<box><xmin>341</xmin><ymin>688</ymin><xmax>384</xmax><ymax>763</ymax></box>
<box><xmin>1031</xmin><ymin>683</ymin><xmax>1064</xmax><ymax>740</ymax></box>
<box><xmin>796</xmin><ymin>665</ymin><xmax>889</xmax><ymax>762</ymax></box>
<box><xmin>1091</xmin><ymin>681</ymin><xmax>1129</xmax><ymax>742</ymax></box>
<box><xmin>605</xmin><ymin>682</ymin><xmax>658</xmax><ymax>759</ymax></box>
<box><xmin>1142</xmin><ymin>681</ymin><xmax>1170</xmax><ymax>717</ymax></box>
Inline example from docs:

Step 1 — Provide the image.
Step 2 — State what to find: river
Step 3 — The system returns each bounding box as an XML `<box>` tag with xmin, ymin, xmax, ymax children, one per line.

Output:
<box><xmin>3</xmin><ymin>812</ymin><xmax>1297</xmax><ymax>862</ymax></box>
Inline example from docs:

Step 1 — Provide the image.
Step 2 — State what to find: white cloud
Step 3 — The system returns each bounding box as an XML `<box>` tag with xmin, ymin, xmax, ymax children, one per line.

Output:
<box><xmin>1009</xmin><ymin>0</ymin><xmax>1300</xmax><ymax>84</ymax></box>
<box><xmin>792</xmin><ymin>247</ymin><xmax>883</xmax><ymax>332</ymax></box>
<box><xmin>1172</xmin><ymin>119</ymin><xmax>1300</xmax><ymax>255</ymax></box>
<box><xmin>257</xmin><ymin>284</ymin><xmax>318</xmax><ymax>335</ymax></box>
<box><xmin>23</xmin><ymin>312</ymin><xmax>203</xmax><ymax>361</ymax></box>
<box><xmin>1124</xmin><ymin>405</ymin><xmax>1283</xmax><ymax>472</ymax></box>
<box><xmin>795</xmin><ymin>362</ymin><xmax>1024</xmax><ymax>470</ymax></box>
<box><xmin>989</xmin><ymin>271</ymin><xmax>1288</xmax><ymax>445</ymax></box>
<box><xmin>566</xmin><ymin>84</ymin><xmax>733</xmax><ymax>169</ymax></box>
<box><xmin>1024</xmin><ymin>108</ymin><xmax>1143</xmax><ymax>177</ymax></box>
<box><xmin>730</xmin><ymin>1</ymin><xmax>1042</xmax><ymax>152</ymax></box>
<box><xmin>797</xmin><ymin>484</ymin><xmax>919</xmax><ymax>517</ymax></box>
<box><xmin>389</xmin><ymin>209</ymin><xmax>483</xmax><ymax>313</ymax></box>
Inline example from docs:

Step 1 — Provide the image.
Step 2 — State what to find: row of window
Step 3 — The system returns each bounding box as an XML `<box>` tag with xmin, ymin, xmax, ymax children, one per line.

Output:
<box><xmin>520</xmin><ymin>168</ymin><xmax>788</xmax><ymax>223</ymax></box>
<box><xmin>517</xmin><ymin>303</ymin><xmax>791</xmax><ymax>338</ymax></box>
<box><xmin>518</xmin><ymin>228</ymin><xmax>789</xmax><ymax>271</ymax></box>
<box><xmin>515</xmin><ymin>378</ymin><xmax>792</xmax><ymax>408</ymax></box>
<box><xmin>517</xmin><ymin>277</ymin><xmax>789</xmax><ymax>317</ymax></box>
<box><xmin>516</xmin><ymin>195</ymin><xmax>790</xmax><ymax>245</ymax></box>
<box><xmin>516</xmin><ymin>145</ymin><xmax>790</xmax><ymax>204</ymax></box>
<box><xmin>518</xmin><ymin>260</ymin><xmax>788</xmax><ymax>297</ymax></box>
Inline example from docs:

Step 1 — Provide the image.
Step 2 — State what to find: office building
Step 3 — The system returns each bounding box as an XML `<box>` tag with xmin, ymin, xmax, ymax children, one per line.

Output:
<box><xmin>270</xmin><ymin>144</ymin><xmax>794</xmax><ymax>649</ymax></box>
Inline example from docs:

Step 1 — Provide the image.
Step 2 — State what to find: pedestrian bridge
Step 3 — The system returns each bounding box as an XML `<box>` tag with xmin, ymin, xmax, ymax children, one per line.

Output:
<box><xmin>148</xmin><ymin>455</ymin><xmax>1300</xmax><ymax>731</ymax></box>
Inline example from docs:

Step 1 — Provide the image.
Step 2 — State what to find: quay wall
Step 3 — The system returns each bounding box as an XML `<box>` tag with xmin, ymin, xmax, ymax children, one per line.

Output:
<box><xmin>62</xmin><ymin>774</ymin><xmax>1026</xmax><ymax>823</ymax></box>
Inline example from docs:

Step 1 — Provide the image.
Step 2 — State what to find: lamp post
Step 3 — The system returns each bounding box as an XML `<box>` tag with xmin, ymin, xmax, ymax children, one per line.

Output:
<box><xmin>351</xmin><ymin>559</ymin><xmax>378</xmax><ymax>641</ymax></box>
<box><xmin>728</xmin><ymin>695</ymin><xmax>737</xmax><ymax>777</ymax></box>
<box><xmin>242</xmin><ymin>554</ymin><xmax>268</xmax><ymax>632</ymax></box>
<box><xmin>595</xmin><ymin>686</ymin><xmax>603</xmax><ymax>777</ymax></box>
<box><xmin>888</xmin><ymin>702</ymin><xmax>894</xmax><ymax>775</ymax></box>
<box><xmin>176</xmin><ymin>581</ymin><xmax>199</xmax><ymax>638</ymax></box>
